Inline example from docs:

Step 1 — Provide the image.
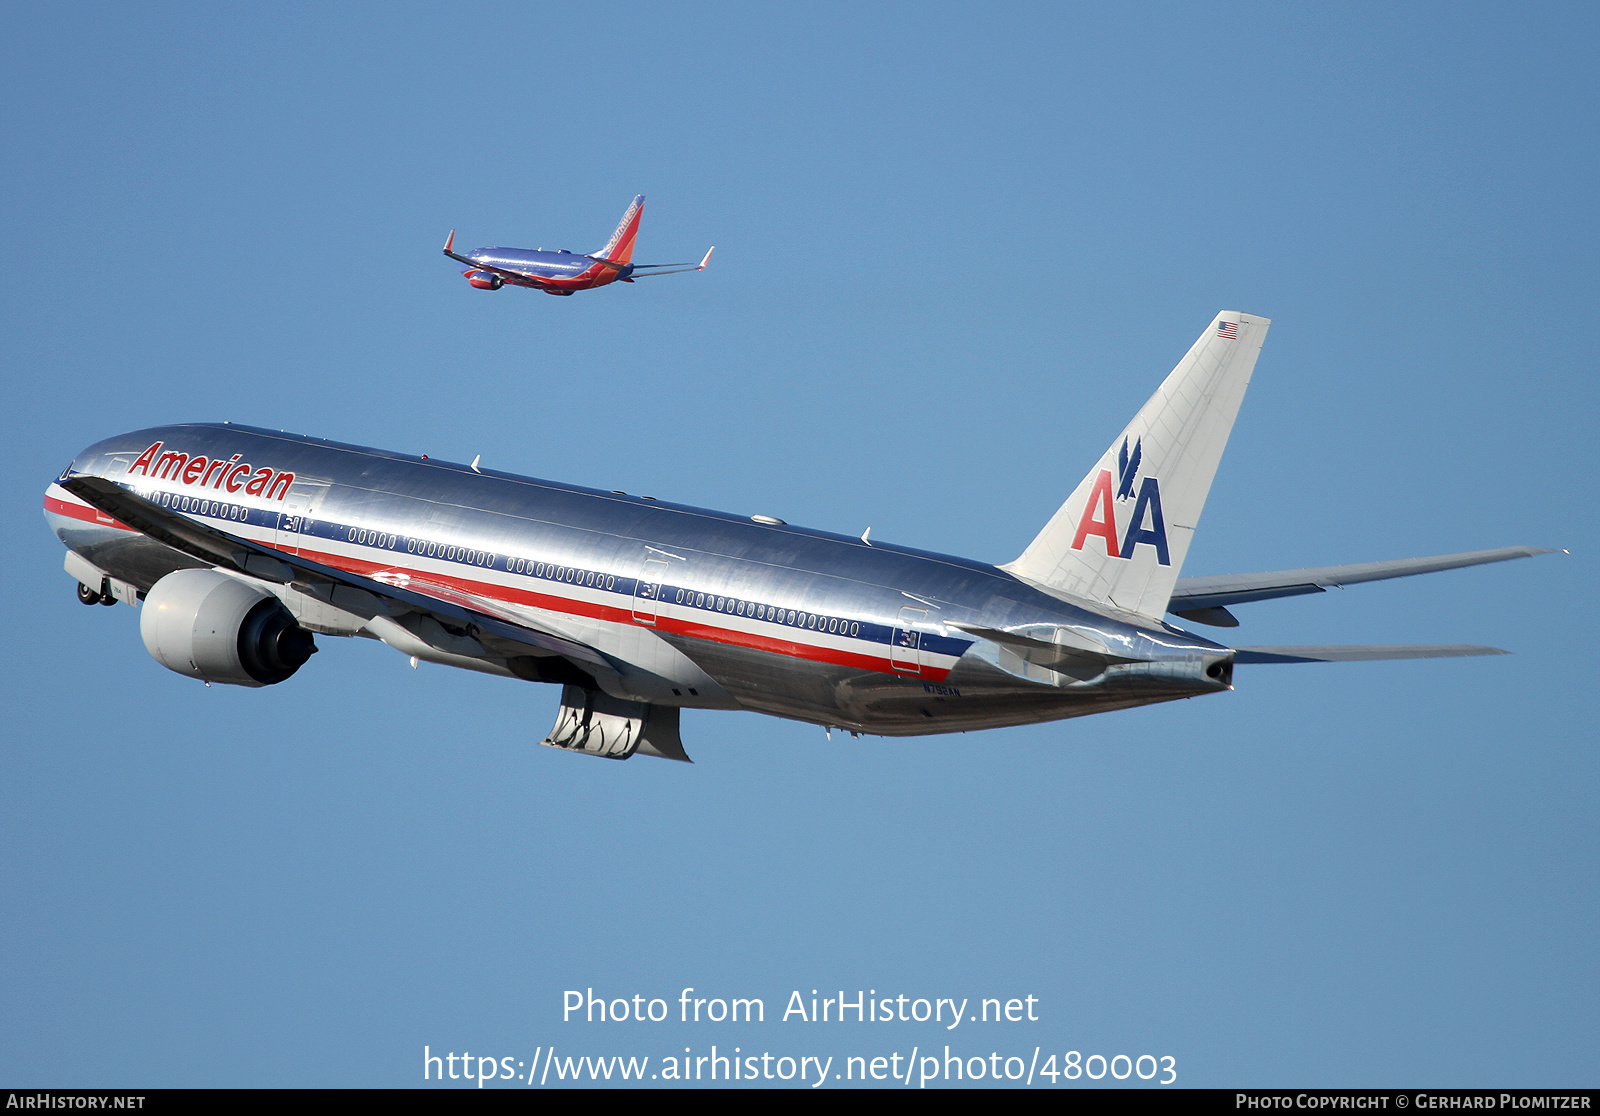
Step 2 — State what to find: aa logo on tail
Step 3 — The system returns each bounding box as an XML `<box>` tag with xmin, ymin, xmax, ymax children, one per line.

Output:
<box><xmin>1070</xmin><ymin>436</ymin><xmax>1171</xmax><ymax>565</ymax></box>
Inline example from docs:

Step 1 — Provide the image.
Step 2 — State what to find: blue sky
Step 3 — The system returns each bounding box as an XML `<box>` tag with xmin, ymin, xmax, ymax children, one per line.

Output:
<box><xmin>2</xmin><ymin>2</ymin><xmax>1595</xmax><ymax>1088</ymax></box>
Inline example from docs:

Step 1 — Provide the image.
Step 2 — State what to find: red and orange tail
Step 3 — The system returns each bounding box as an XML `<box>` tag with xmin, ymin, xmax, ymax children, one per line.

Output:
<box><xmin>594</xmin><ymin>195</ymin><xmax>644</xmax><ymax>264</ymax></box>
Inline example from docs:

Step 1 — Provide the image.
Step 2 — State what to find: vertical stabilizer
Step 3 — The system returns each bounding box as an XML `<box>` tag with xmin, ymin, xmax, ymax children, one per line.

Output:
<box><xmin>594</xmin><ymin>194</ymin><xmax>645</xmax><ymax>264</ymax></box>
<box><xmin>1002</xmin><ymin>312</ymin><xmax>1270</xmax><ymax>620</ymax></box>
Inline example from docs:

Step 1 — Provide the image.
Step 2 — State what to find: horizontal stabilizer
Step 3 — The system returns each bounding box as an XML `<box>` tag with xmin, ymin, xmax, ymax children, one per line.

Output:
<box><xmin>1232</xmin><ymin>644</ymin><xmax>1508</xmax><ymax>664</ymax></box>
<box><xmin>1170</xmin><ymin>546</ymin><xmax>1561</xmax><ymax>625</ymax></box>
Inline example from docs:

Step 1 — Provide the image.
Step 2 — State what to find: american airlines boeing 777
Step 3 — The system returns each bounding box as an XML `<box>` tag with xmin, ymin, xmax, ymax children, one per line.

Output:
<box><xmin>44</xmin><ymin>314</ymin><xmax>1554</xmax><ymax>761</ymax></box>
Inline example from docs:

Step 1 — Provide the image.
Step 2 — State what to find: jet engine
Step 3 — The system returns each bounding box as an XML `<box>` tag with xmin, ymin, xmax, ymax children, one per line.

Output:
<box><xmin>140</xmin><ymin>569</ymin><xmax>316</xmax><ymax>687</ymax></box>
<box><xmin>467</xmin><ymin>271</ymin><xmax>503</xmax><ymax>290</ymax></box>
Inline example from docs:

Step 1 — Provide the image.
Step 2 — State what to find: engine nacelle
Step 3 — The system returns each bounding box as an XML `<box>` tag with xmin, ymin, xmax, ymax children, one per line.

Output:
<box><xmin>467</xmin><ymin>271</ymin><xmax>503</xmax><ymax>290</ymax></box>
<box><xmin>140</xmin><ymin>569</ymin><xmax>316</xmax><ymax>687</ymax></box>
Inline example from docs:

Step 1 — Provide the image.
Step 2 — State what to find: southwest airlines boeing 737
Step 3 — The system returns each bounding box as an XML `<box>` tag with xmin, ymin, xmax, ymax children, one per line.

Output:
<box><xmin>443</xmin><ymin>195</ymin><xmax>712</xmax><ymax>295</ymax></box>
<box><xmin>44</xmin><ymin>314</ymin><xmax>1555</xmax><ymax>761</ymax></box>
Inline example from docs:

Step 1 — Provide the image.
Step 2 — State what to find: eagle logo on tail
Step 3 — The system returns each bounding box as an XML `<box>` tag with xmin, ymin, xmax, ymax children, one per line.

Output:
<box><xmin>1116</xmin><ymin>436</ymin><xmax>1142</xmax><ymax>500</ymax></box>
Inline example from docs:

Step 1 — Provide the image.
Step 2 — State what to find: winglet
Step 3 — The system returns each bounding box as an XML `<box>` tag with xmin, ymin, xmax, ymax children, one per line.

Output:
<box><xmin>698</xmin><ymin>246</ymin><xmax>715</xmax><ymax>270</ymax></box>
<box><xmin>444</xmin><ymin>229</ymin><xmax>455</xmax><ymax>253</ymax></box>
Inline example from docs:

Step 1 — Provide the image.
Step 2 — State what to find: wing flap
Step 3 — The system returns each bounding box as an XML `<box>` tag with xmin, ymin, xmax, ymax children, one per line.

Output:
<box><xmin>365</xmin><ymin>570</ymin><xmax>609</xmax><ymax>669</ymax></box>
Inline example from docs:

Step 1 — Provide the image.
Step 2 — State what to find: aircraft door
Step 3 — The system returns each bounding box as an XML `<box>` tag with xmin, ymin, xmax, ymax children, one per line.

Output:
<box><xmin>632</xmin><ymin>557</ymin><xmax>671</xmax><ymax>625</ymax></box>
<box><xmin>273</xmin><ymin>479</ymin><xmax>331</xmax><ymax>558</ymax></box>
<box><xmin>890</xmin><ymin>606</ymin><xmax>926</xmax><ymax>674</ymax></box>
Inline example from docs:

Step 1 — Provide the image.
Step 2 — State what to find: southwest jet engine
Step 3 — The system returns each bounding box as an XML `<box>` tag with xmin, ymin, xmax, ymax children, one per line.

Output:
<box><xmin>141</xmin><ymin>569</ymin><xmax>316</xmax><ymax>686</ymax></box>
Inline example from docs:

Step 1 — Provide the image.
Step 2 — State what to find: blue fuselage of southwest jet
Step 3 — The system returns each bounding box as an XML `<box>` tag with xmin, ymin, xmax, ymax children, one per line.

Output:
<box><xmin>45</xmin><ymin>424</ymin><xmax>1233</xmax><ymax>736</ymax></box>
<box><xmin>458</xmin><ymin>247</ymin><xmax>632</xmax><ymax>292</ymax></box>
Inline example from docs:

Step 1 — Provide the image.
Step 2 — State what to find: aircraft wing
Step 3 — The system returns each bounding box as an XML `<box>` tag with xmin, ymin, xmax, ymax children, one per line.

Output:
<box><xmin>442</xmin><ymin>231</ymin><xmax>551</xmax><ymax>287</ymax></box>
<box><xmin>1167</xmin><ymin>546</ymin><xmax>1558</xmax><ymax>626</ymax></box>
<box><xmin>361</xmin><ymin>567</ymin><xmax>589</xmax><ymax>651</ymax></box>
<box><xmin>1232</xmin><ymin>645</ymin><xmax>1507</xmax><ymax>663</ymax></box>
<box><xmin>57</xmin><ymin>474</ymin><xmax>614</xmax><ymax>673</ymax></box>
<box><xmin>623</xmin><ymin>246</ymin><xmax>714</xmax><ymax>277</ymax></box>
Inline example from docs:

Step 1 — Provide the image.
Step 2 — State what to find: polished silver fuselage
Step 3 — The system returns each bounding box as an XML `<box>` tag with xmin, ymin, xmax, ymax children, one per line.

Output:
<box><xmin>47</xmin><ymin>424</ymin><xmax>1233</xmax><ymax>735</ymax></box>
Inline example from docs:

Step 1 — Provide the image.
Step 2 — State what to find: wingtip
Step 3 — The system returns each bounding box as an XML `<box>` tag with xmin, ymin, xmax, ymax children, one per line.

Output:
<box><xmin>698</xmin><ymin>246</ymin><xmax>714</xmax><ymax>269</ymax></box>
<box><xmin>444</xmin><ymin>229</ymin><xmax>455</xmax><ymax>253</ymax></box>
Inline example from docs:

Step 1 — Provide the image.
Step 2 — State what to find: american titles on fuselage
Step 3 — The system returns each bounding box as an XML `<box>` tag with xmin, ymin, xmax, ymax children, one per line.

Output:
<box><xmin>125</xmin><ymin>441</ymin><xmax>296</xmax><ymax>502</ymax></box>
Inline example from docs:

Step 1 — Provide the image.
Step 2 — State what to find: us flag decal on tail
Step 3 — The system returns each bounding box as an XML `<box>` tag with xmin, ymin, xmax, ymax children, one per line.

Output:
<box><xmin>1217</xmin><ymin>321</ymin><xmax>1239</xmax><ymax>339</ymax></box>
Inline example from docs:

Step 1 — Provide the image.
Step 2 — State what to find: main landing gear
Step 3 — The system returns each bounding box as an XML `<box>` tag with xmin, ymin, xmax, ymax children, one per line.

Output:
<box><xmin>77</xmin><ymin>581</ymin><xmax>115</xmax><ymax>606</ymax></box>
